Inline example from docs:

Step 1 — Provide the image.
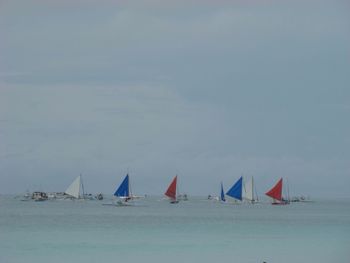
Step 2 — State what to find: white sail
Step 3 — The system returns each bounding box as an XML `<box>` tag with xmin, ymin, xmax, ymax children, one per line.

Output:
<box><xmin>243</xmin><ymin>177</ymin><xmax>254</xmax><ymax>201</ymax></box>
<box><xmin>65</xmin><ymin>175</ymin><xmax>81</xmax><ymax>198</ymax></box>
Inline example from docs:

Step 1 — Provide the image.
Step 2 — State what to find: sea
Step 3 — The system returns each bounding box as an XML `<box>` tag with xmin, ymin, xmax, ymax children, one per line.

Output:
<box><xmin>0</xmin><ymin>195</ymin><xmax>349</xmax><ymax>263</ymax></box>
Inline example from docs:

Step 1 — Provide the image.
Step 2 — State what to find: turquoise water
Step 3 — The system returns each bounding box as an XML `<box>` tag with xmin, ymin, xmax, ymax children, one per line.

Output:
<box><xmin>0</xmin><ymin>196</ymin><xmax>349</xmax><ymax>263</ymax></box>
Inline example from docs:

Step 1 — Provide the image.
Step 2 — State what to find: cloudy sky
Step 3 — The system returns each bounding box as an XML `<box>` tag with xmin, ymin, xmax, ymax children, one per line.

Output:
<box><xmin>0</xmin><ymin>0</ymin><xmax>349</xmax><ymax>197</ymax></box>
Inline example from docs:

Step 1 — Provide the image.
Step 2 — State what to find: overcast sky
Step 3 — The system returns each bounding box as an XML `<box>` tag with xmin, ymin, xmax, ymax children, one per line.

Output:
<box><xmin>0</xmin><ymin>0</ymin><xmax>349</xmax><ymax>197</ymax></box>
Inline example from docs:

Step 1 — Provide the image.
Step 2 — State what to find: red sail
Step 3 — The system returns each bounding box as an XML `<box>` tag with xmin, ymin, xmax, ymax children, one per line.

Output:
<box><xmin>265</xmin><ymin>178</ymin><xmax>283</xmax><ymax>201</ymax></box>
<box><xmin>165</xmin><ymin>176</ymin><xmax>177</xmax><ymax>200</ymax></box>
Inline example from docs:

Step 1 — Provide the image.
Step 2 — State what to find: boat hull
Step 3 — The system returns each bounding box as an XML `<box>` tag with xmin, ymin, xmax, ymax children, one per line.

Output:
<box><xmin>271</xmin><ymin>201</ymin><xmax>290</xmax><ymax>205</ymax></box>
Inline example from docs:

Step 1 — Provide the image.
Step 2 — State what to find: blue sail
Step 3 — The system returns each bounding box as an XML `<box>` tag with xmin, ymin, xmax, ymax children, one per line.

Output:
<box><xmin>114</xmin><ymin>174</ymin><xmax>130</xmax><ymax>197</ymax></box>
<box><xmin>220</xmin><ymin>182</ymin><xmax>226</xmax><ymax>202</ymax></box>
<box><xmin>226</xmin><ymin>176</ymin><xmax>243</xmax><ymax>201</ymax></box>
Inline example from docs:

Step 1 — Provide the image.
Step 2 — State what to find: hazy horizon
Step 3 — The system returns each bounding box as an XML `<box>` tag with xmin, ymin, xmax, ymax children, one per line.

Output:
<box><xmin>1</xmin><ymin>0</ymin><xmax>349</xmax><ymax>198</ymax></box>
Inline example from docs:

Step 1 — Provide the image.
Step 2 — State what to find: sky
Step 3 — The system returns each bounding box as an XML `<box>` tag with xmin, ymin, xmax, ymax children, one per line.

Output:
<box><xmin>0</xmin><ymin>0</ymin><xmax>349</xmax><ymax>198</ymax></box>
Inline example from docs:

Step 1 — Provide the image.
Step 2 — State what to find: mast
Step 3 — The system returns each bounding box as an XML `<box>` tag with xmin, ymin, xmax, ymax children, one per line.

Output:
<box><xmin>286</xmin><ymin>178</ymin><xmax>290</xmax><ymax>202</ymax></box>
<box><xmin>252</xmin><ymin>177</ymin><xmax>255</xmax><ymax>201</ymax></box>
<box><xmin>176</xmin><ymin>174</ymin><xmax>179</xmax><ymax>198</ymax></box>
<box><xmin>80</xmin><ymin>174</ymin><xmax>85</xmax><ymax>199</ymax></box>
<box><xmin>129</xmin><ymin>174</ymin><xmax>132</xmax><ymax>199</ymax></box>
<box><xmin>254</xmin><ymin>177</ymin><xmax>259</xmax><ymax>202</ymax></box>
<box><xmin>127</xmin><ymin>168</ymin><xmax>131</xmax><ymax>198</ymax></box>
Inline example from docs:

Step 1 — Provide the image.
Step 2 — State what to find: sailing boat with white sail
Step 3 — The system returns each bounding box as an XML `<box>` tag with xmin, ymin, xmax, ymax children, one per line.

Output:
<box><xmin>165</xmin><ymin>175</ymin><xmax>179</xmax><ymax>204</ymax></box>
<box><xmin>226</xmin><ymin>176</ymin><xmax>243</xmax><ymax>203</ymax></box>
<box><xmin>243</xmin><ymin>177</ymin><xmax>258</xmax><ymax>203</ymax></box>
<box><xmin>65</xmin><ymin>175</ymin><xmax>84</xmax><ymax>199</ymax></box>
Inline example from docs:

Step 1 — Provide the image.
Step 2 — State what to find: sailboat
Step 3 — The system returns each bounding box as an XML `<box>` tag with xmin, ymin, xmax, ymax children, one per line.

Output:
<box><xmin>165</xmin><ymin>175</ymin><xmax>179</xmax><ymax>204</ymax></box>
<box><xmin>265</xmin><ymin>178</ymin><xmax>289</xmax><ymax>205</ymax></box>
<box><xmin>226</xmin><ymin>176</ymin><xmax>243</xmax><ymax>202</ymax></box>
<box><xmin>65</xmin><ymin>175</ymin><xmax>84</xmax><ymax>199</ymax></box>
<box><xmin>243</xmin><ymin>177</ymin><xmax>258</xmax><ymax>203</ymax></box>
<box><xmin>220</xmin><ymin>182</ymin><xmax>226</xmax><ymax>202</ymax></box>
<box><xmin>114</xmin><ymin>174</ymin><xmax>133</xmax><ymax>206</ymax></box>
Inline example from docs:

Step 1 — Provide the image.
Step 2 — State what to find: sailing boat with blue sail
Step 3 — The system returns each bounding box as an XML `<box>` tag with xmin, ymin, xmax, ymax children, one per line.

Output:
<box><xmin>114</xmin><ymin>174</ymin><xmax>133</xmax><ymax>206</ymax></box>
<box><xmin>220</xmin><ymin>182</ymin><xmax>226</xmax><ymax>202</ymax></box>
<box><xmin>226</xmin><ymin>176</ymin><xmax>243</xmax><ymax>202</ymax></box>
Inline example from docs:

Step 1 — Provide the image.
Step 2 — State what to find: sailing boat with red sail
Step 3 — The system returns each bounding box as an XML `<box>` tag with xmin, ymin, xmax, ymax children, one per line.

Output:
<box><xmin>165</xmin><ymin>175</ymin><xmax>179</xmax><ymax>204</ymax></box>
<box><xmin>265</xmin><ymin>178</ymin><xmax>289</xmax><ymax>205</ymax></box>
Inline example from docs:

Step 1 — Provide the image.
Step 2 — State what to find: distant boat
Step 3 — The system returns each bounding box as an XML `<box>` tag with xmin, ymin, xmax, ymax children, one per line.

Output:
<box><xmin>65</xmin><ymin>175</ymin><xmax>84</xmax><ymax>199</ymax></box>
<box><xmin>207</xmin><ymin>194</ymin><xmax>219</xmax><ymax>201</ymax></box>
<box><xmin>177</xmin><ymin>194</ymin><xmax>188</xmax><ymax>201</ymax></box>
<box><xmin>220</xmin><ymin>182</ymin><xmax>226</xmax><ymax>202</ymax></box>
<box><xmin>31</xmin><ymin>191</ymin><xmax>48</xmax><ymax>201</ymax></box>
<box><xmin>165</xmin><ymin>175</ymin><xmax>179</xmax><ymax>204</ymax></box>
<box><xmin>20</xmin><ymin>191</ymin><xmax>32</xmax><ymax>201</ymax></box>
<box><xmin>243</xmin><ymin>177</ymin><xmax>258</xmax><ymax>203</ymax></box>
<box><xmin>290</xmin><ymin>195</ymin><xmax>313</xmax><ymax>203</ymax></box>
<box><xmin>95</xmin><ymin>193</ymin><xmax>104</xmax><ymax>200</ymax></box>
<box><xmin>265</xmin><ymin>178</ymin><xmax>289</xmax><ymax>205</ymax></box>
<box><xmin>226</xmin><ymin>176</ymin><xmax>243</xmax><ymax>202</ymax></box>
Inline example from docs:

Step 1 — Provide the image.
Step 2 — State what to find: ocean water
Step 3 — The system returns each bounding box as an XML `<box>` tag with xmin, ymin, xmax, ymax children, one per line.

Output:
<box><xmin>0</xmin><ymin>196</ymin><xmax>349</xmax><ymax>263</ymax></box>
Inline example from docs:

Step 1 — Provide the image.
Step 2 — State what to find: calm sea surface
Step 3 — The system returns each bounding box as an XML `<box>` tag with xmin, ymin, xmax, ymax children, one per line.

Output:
<box><xmin>0</xmin><ymin>195</ymin><xmax>349</xmax><ymax>263</ymax></box>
